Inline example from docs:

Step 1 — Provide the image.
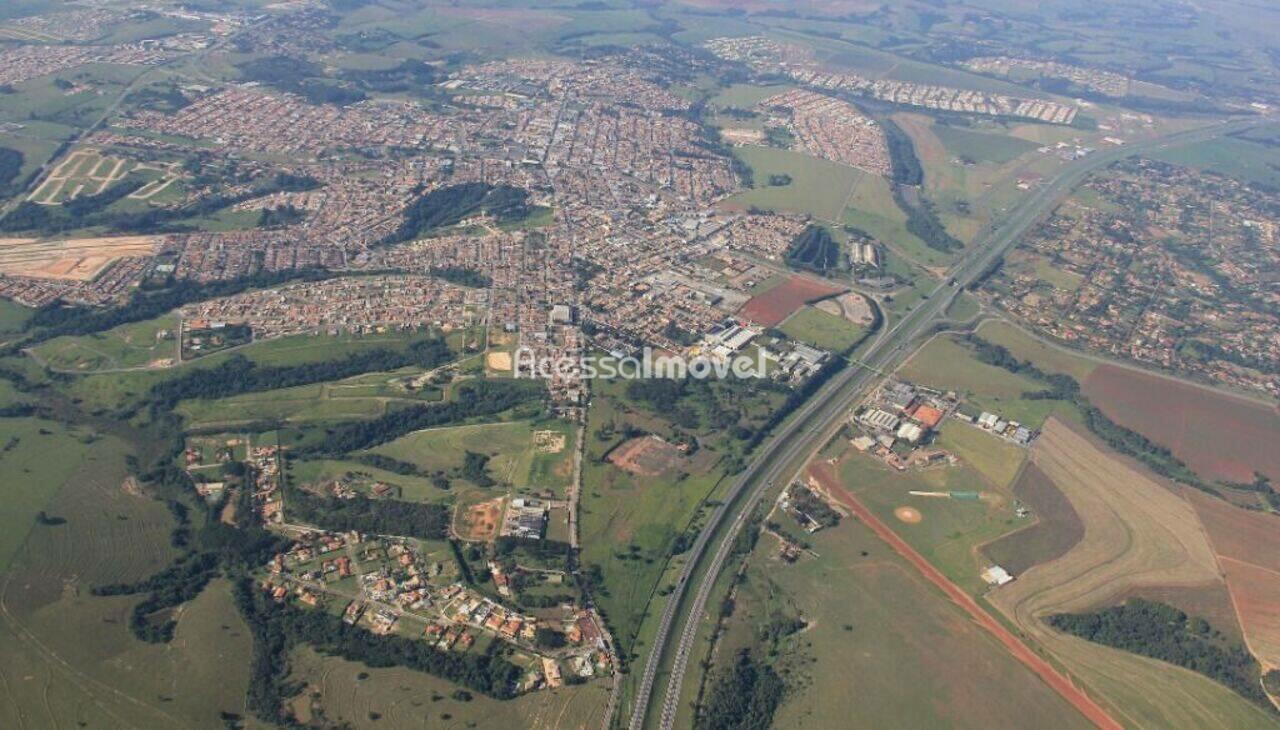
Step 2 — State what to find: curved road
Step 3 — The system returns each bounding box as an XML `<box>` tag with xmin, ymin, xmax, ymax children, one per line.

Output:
<box><xmin>626</xmin><ymin>116</ymin><xmax>1265</xmax><ymax>730</ymax></box>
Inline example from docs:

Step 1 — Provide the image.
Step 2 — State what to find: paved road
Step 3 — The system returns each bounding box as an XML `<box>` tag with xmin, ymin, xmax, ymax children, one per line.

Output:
<box><xmin>625</xmin><ymin>116</ymin><xmax>1264</xmax><ymax>730</ymax></box>
<box><xmin>808</xmin><ymin>461</ymin><xmax>1122</xmax><ymax>730</ymax></box>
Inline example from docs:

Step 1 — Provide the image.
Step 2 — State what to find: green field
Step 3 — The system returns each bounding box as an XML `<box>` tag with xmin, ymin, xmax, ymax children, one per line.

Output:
<box><xmin>33</xmin><ymin>314</ymin><xmax>179</xmax><ymax>371</ymax></box>
<box><xmin>286</xmin><ymin>645</ymin><xmax>609</xmax><ymax>728</ymax></box>
<box><xmin>975</xmin><ymin>320</ymin><xmax>1099</xmax><ymax>382</ymax></box>
<box><xmin>778</xmin><ymin>306</ymin><xmax>865</xmax><ymax>353</ymax></box>
<box><xmin>933</xmin><ymin>124</ymin><xmax>1040</xmax><ymax>164</ymax></box>
<box><xmin>704</xmin><ymin>507</ymin><xmax>1092</xmax><ymax>729</ymax></box>
<box><xmin>0</xmin><ymin>417</ymin><xmax>97</xmax><ymax>570</ymax></box>
<box><xmin>836</xmin><ymin>450</ymin><xmax>1024</xmax><ymax>593</ymax></box>
<box><xmin>368</xmin><ymin>418</ymin><xmax>576</xmax><ymax>496</ymax></box>
<box><xmin>724</xmin><ymin>145</ymin><xmax>862</xmax><ymax>221</ymax></box>
<box><xmin>897</xmin><ymin>334</ymin><xmax>1073</xmax><ymax>428</ymax></box>
<box><xmin>1151</xmin><ymin>135</ymin><xmax>1280</xmax><ymax>188</ymax></box>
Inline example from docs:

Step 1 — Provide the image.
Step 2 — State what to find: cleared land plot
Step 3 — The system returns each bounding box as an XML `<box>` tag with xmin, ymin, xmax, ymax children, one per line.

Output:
<box><xmin>722</xmin><ymin>145</ymin><xmax>861</xmax><ymax>221</ymax></box>
<box><xmin>738</xmin><ymin>274</ymin><xmax>842</xmax><ymax>327</ymax></box>
<box><xmin>713</xmin><ymin>514</ymin><xmax>1094</xmax><ymax>730</ymax></box>
<box><xmin>988</xmin><ymin>419</ymin><xmax>1274</xmax><ymax>729</ymax></box>
<box><xmin>1082</xmin><ymin>365</ymin><xmax>1280</xmax><ymax>484</ymax></box>
<box><xmin>606</xmin><ymin>434</ymin><xmax>683</xmax><ymax>477</ymax></box>
<box><xmin>982</xmin><ymin>463</ymin><xmax>1085</xmax><ymax>576</ymax></box>
<box><xmin>0</xmin><ymin>235</ymin><xmax>160</xmax><ymax>280</ymax></box>
<box><xmin>778</xmin><ymin>305</ymin><xmax>864</xmax><ymax>352</ymax></box>
<box><xmin>1187</xmin><ymin>490</ymin><xmax>1280</xmax><ymax>668</ymax></box>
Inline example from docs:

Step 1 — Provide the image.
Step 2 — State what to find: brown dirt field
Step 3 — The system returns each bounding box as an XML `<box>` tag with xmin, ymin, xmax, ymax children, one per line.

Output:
<box><xmin>1119</xmin><ymin>582</ymin><xmax>1246</xmax><ymax>645</ymax></box>
<box><xmin>1083</xmin><ymin>365</ymin><xmax>1280</xmax><ymax>484</ymax></box>
<box><xmin>893</xmin><ymin>506</ymin><xmax>922</xmax><ymax>523</ymax></box>
<box><xmin>808</xmin><ymin>461</ymin><xmax>1122</xmax><ymax>730</ymax></box>
<box><xmin>1218</xmin><ymin>559</ymin><xmax>1280</xmax><ymax>669</ymax></box>
<box><xmin>606</xmin><ymin>435</ymin><xmax>682</xmax><ymax>476</ymax></box>
<box><xmin>1186</xmin><ymin>490</ymin><xmax>1280</xmax><ymax>668</ymax></box>
<box><xmin>459</xmin><ymin>497</ymin><xmax>503</xmax><ymax>542</ymax></box>
<box><xmin>1186</xmin><ymin>489</ymin><xmax>1280</xmax><ymax>575</ymax></box>
<box><xmin>486</xmin><ymin>351</ymin><xmax>512</xmax><ymax>371</ymax></box>
<box><xmin>983</xmin><ymin>463</ymin><xmax>1085</xmax><ymax>576</ymax></box>
<box><xmin>985</xmin><ymin>419</ymin><xmax>1274</xmax><ymax>729</ymax></box>
<box><xmin>738</xmin><ymin>274</ymin><xmax>843</xmax><ymax>327</ymax></box>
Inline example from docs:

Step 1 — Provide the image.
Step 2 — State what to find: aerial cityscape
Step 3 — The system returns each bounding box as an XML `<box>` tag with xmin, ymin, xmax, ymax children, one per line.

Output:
<box><xmin>0</xmin><ymin>1</ymin><xmax>1277</xmax><ymax>729</ymax></box>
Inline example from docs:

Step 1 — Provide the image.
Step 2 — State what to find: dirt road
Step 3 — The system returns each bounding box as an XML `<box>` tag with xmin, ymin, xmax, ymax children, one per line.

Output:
<box><xmin>807</xmin><ymin>462</ymin><xmax>1123</xmax><ymax>730</ymax></box>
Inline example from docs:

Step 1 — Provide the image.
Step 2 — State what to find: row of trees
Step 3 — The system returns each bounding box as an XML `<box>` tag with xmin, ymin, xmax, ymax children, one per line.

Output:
<box><xmin>380</xmin><ymin>183</ymin><xmax>532</xmax><ymax>246</ymax></box>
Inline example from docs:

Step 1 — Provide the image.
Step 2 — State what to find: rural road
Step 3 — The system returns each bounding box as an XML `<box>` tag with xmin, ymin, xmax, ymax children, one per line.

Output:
<box><xmin>807</xmin><ymin>461</ymin><xmax>1123</xmax><ymax>730</ymax></box>
<box><xmin>625</xmin><ymin>115</ymin><xmax>1265</xmax><ymax>730</ymax></box>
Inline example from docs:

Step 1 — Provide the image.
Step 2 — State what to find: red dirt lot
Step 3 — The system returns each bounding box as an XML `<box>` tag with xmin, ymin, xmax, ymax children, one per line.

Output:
<box><xmin>1082</xmin><ymin>365</ymin><xmax>1280</xmax><ymax>484</ymax></box>
<box><xmin>738</xmin><ymin>275</ymin><xmax>843</xmax><ymax>327</ymax></box>
<box><xmin>607</xmin><ymin>435</ymin><xmax>683</xmax><ymax>476</ymax></box>
<box><xmin>808</xmin><ymin>462</ymin><xmax>1123</xmax><ymax>730</ymax></box>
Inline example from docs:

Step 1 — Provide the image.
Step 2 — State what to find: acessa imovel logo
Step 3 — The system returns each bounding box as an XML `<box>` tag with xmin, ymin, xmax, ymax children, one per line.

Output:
<box><xmin>512</xmin><ymin>346</ymin><xmax>773</xmax><ymax>380</ymax></box>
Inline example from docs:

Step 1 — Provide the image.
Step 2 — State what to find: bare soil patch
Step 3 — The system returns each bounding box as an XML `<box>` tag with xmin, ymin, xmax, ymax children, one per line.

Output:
<box><xmin>458</xmin><ymin>496</ymin><xmax>504</xmax><ymax>542</ymax></box>
<box><xmin>982</xmin><ymin>463</ymin><xmax>1084</xmax><ymax>575</ymax></box>
<box><xmin>607</xmin><ymin>435</ymin><xmax>683</xmax><ymax>476</ymax></box>
<box><xmin>738</xmin><ymin>274</ymin><xmax>843</xmax><ymax>327</ymax></box>
<box><xmin>893</xmin><ymin>506</ymin><xmax>922</xmax><ymax>523</ymax></box>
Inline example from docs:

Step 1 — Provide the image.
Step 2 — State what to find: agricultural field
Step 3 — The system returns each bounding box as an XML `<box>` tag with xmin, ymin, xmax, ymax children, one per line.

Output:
<box><xmin>722</xmin><ymin>145</ymin><xmax>862</xmax><ymax>221</ymax></box>
<box><xmin>778</xmin><ymin>305</ymin><xmax>865</xmax><ymax>353</ymax></box>
<box><xmin>982</xmin><ymin>463</ymin><xmax>1084</xmax><ymax>576</ymax></box>
<box><xmin>988</xmin><ymin>419</ymin><xmax>1275</xmax><ymax>729</ymax></box>
<box><xmin>1081</xmin><ymin>365</ymin><xmax>1280</xmax><ymax>485</ymax></box>
<box><xmin>704</xmin><ymin>503</ymin><xmax>1094</xmax><ymax>729</ymax></box>
<box><xmin>1186</xmin><ymin>491</ymin><xmax>1280</xmax><ymax>668</ymax></box>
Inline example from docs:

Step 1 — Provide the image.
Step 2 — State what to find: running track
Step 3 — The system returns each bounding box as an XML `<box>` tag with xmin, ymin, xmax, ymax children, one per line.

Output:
<box><xmin>807</xmin><ymin>462</ymin><xmax>1123</xmax><ymax>730</ymax></box>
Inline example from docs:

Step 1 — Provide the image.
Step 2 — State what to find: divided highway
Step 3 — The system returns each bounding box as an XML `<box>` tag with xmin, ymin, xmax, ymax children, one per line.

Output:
<box><xmin>625</xmin><ymin>116</ymin><xmax>1262</xmax><ymax>730</ymax></box>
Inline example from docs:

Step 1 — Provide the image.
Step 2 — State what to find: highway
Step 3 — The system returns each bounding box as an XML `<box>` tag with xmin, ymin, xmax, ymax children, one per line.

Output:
<box><xmin>625</xmin><ymin>115</ymin><xmax>1263</xmax><ymax>730</ymax></box>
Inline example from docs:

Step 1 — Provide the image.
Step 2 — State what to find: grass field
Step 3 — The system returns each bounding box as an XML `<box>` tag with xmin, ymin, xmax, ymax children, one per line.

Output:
<box><xmin>722</xmin><ymin>145</ymin><xmax>861</xmax><ymax>221</ymax></box>
<box><xmin>1152</xmin><ymin>136</ymin><xmax>1280</xmax><ymax>188</ymax></box>
<box><xmin>286</xmin><ymin>645</ymin><xmax>609</xmax><ymax>728</ymax></box>
<box><xmin>897</xmin><ymin>333</ymin><xmax>1072</xmax><ymax>428</ymax></box>
<box><xmin>778</xmin><ymin>305</ymin><xmax>864</xmax><ymax>353</ymax></box>
<box><xmin>933</xmin><ymin>124</ymin><xmax>1040</xmax><ymax>164</ymax></box>
<box><xmin>0</xmin><ymin>417</ymin><xmax>97</xmax><ymax>570</ymax></box>
<box><xmin>840</xmin><ymin>163</ymin><xmax>947</xmax><ymax>269</ymax></box>
<box><xmin>988</xmin><ymin>419</ymin><xmax>1275</xmax><ymax>729</ymax></box>
<box><xmin>834</xmin><ymin>450</ymin><xmax>1023</xmax><ymax>594</ymax></box>
<box><xmin>974</xmin><ymin>320</ymin><xmax>1098</xmax><ymax>382</ymax></box>
<box><xmin>704</xmin><ymin>506</ymin><xmax>1094</xmax><ymax>729</ymax></box>
<box><xmin>33</xmin><ymin>314</ymin><xmax>178</xmax><ymax>371</ymax></box>
<box><xmin>368</xmin><ymin>418</ymin><xmax>576</xmax><ymax>496</ymax></box>
<box><xmin>0</xmin><ymin>424</ymin><xmax>257</xmax><ymax>728</ymax></box>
